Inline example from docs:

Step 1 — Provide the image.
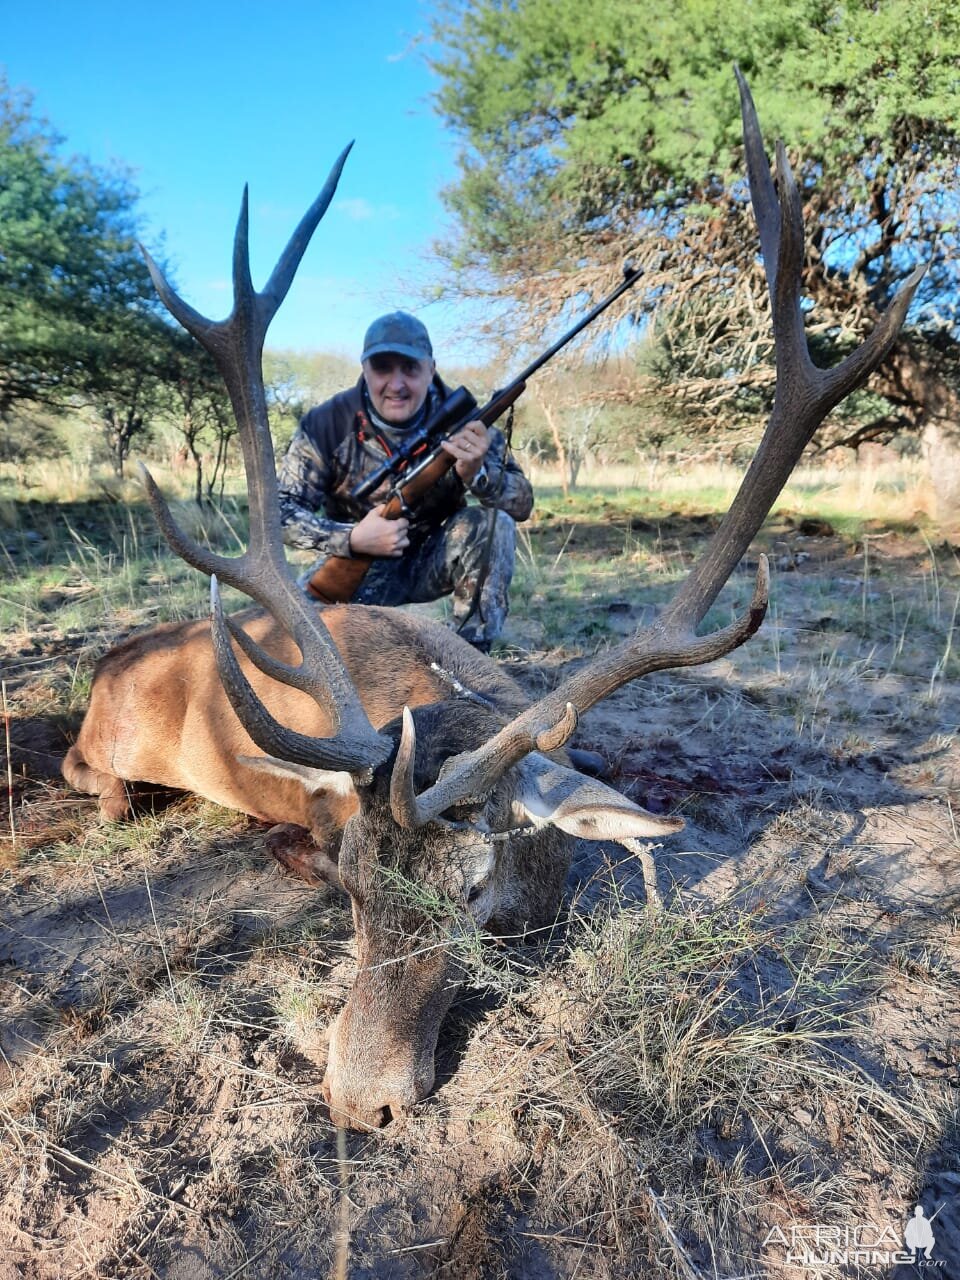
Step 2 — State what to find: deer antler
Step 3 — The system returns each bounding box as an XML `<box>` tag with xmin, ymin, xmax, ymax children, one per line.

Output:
<box><xmin>140</xmin><ymin>150</ymin><xmax>392</xmax><ymax>776</ymax></box>
<box><xmin>389</xmin><ymin>67</ymin><xmax>926</xmax><ymax>827</ymax></box>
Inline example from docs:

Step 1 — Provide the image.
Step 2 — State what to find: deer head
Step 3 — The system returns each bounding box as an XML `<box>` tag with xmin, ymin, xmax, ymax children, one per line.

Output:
<box><xmin>138</xmin><ymin>69</ymin><xmax>923</xmax><ymax>1129</ymax></box>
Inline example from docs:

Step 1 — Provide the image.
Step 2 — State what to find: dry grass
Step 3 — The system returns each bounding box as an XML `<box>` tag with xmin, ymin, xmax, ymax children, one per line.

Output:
<box><xmin>0</xmin><ymin>456</ymin><xmax>203</xmax><ymax>508</ymax></box>
<box><xmin>505</xmin><ymin>899</ymin><xmax>946</xmax><ymax>1273</ymax></box>
<box><xmin>1</xmin><ymin>462</ymin><xmax>959</xmax><ymax>1276</ymax></box>
<box><xmin>526</xmin><ymin>455</ymin><xmax>933</xmax><ymax>526</ymax></box>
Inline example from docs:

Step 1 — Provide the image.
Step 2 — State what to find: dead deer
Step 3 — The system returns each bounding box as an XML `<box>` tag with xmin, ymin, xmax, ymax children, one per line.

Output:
<box><xmin>63</xmin><ymin>71</ymin><xmax>922</xmax><ymax>1130</ymax></box>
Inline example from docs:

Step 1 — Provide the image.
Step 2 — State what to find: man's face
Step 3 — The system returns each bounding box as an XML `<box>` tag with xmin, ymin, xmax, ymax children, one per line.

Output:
<box><xmin>362</xmin><ymin>353</ymin><xmax>435</xmax><ymax>426</ymax></box>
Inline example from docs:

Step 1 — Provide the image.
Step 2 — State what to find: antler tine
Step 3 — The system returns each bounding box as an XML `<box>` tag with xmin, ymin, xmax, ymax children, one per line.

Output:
<box><xmin>820</xmin><ymin>261</ymin><xmax>927</xmax><ymax>409</ymax></box>
<box><xmin>217</xmin><ymin>601</ymin><xmax>388</xmax><ymax>751</ymax></box>
<box><xmin>210</xmin><ymin>580</ymin><xmax>381</xmax><ymax>776</ymax></box>
<box><xmin>140</xmin><ymin>241</ymin><xmax>219</xmax><ymax>349</ymax></box>
<box><xmin>663</xmin><ymin>68</ymin><xmax>926</xmax><ymax>634</ymax></box>
<box><xmin>261</xmin><ymin>143</ymin><xmax>354</xmax><ymax>319</ymax></box>
<box><xmin>736</xmin><ymin>67</ymin><xmax>816</xmax><ymax>383</ymax></box>
<box><xmin>142</xmin><ymin>153</ymin><xmax>391</xmax><ymax>769</ymax></box>
<box><xmin>734</xmin><ymin>66</ymin><xmax>780</xmax><ymax>297</ymax></box>
<box><xmin>232</xmin><ymin>185</ymin><xmax>256</xmax><ymax>311</ymax></box>
<box><xmin>138</xmin><ymin>237</ymin><xmax>257</xmax><ymax>587</ymax></box>
<box><xmin>734</xmin><ymin>63</ymin><xmax>928</xmax><ymax>415</ymax></box>
<box><xmin>394</xmin><ymin>566</ymin><xmax>770</xmax><ymax>826</ymax></box>
<box><xmin>391</xmin><ymin>708</ymin><xmax>424</xmax><ymax>828</ymax></box>
<box><xmin>222</xmin><ymin>611</ymin><xmax>310</xmax><ymax>692</ymax></box>
<box><xmin>769</xmin><ymin>140</ymin><xmax>811</xmax><ymax>376</ymax></box>
<box><xmin>390</xmin><ymin>698</ymin><xmax>584</xmax><ymax>829</ymax></box>
<box><xmin>138</xmin><ymin>461</ymin><xmax>238</xmax><ymax>584</ymax></box>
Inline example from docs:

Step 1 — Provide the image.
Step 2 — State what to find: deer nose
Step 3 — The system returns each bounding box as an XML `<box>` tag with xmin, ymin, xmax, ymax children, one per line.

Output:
<box><xmin>321</xmin><ymin>1075</ymin><xmax>413</xmax><ymax>1130</ymax></box>
<box><xmin>328</xmin><ymin>1099</ymin><xmax>392</xmax><ymax>1129</ymax></box>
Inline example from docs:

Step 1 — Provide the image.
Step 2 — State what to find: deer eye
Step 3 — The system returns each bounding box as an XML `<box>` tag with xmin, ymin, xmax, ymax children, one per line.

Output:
<box><xmin>465</xmin><ymin>862</ymin><xmax>495</xmax><ymax>906</ymax></box>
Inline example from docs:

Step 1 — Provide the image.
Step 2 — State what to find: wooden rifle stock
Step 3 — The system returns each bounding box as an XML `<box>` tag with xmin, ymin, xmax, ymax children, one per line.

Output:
<box><xmin>305</xmin><ymin>382</ymin><xmax>526</xmax><ymax>603</ymax></box>
<box><xmin>304</xmin><ymin>449</ymin><xmax>458</xmax><ymax>604</ymax></box>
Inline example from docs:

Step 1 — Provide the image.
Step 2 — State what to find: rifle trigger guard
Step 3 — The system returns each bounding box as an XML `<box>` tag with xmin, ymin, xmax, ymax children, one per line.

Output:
<box><xmin>397</xmin><ymin>496</ymin><xmax>413</xmax><ymax>519</ymax></box>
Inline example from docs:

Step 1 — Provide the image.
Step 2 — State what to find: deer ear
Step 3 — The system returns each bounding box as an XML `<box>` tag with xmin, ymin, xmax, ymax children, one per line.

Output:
<box><xmin>515</xmin><ymin>754</ymin><xmax>684</xmax><ymax>841</ymax></box>
<box><xmin>237</xmin><ymin>754</ymin><xmax>357</xmax><ymax>799</ymax></box>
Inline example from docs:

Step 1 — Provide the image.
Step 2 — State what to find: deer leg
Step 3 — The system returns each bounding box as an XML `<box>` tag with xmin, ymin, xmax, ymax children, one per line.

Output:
<box><xmin>264</xmin><ymin>822</ymin><xmax>341</xmax><ymax>889</ymax></box>
<box><xmin>62</xmin><ymin>746</ymin><xmax>133</xmax><ymax>821</ymax></box>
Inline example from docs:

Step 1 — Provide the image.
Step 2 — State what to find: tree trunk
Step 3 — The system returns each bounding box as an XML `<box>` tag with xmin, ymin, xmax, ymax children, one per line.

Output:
<box><xmin>538</xmin><ymin>397</ymin><xmax>569</xmax><ymax>497</ymax></box>
<box><xmin>921</xmin><ymin>422</ymin><xmax>960</xmax><ymax>531</ymax></box>
<box><xmin>102</xmin><ymin>407</ymin><xmax>124</xmax><ymax>478</ymax></box>
<box><xmin>185</xmin><ymin>421</ymin><xmax>205</xmax><ymax>509</ymax></box>
<box><xmin>205</xmin><ymin>409</ymin><xmax>235</xmax><ymax>507</ymax></box>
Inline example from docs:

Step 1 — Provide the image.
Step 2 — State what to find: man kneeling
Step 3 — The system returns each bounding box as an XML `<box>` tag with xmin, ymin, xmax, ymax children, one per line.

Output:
<box><xmin>277</xmin><ymin>311</ymin><xmax>533</xmax><ymax>651</ymax></box>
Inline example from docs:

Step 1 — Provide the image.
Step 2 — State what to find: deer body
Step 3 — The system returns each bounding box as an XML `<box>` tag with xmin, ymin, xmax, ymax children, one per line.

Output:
<box><xmin>64</xmin><ymin>605</ymin><xmax>527</xmax><ymax>827</ymax></box>
<box><xmin>65</xmin><ymin>611</ymin><xmax>621</xmax><ymax>1127</ymax></box>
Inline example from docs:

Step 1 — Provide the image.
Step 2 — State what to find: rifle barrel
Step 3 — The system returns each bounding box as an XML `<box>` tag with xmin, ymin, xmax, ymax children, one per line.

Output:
<box><xmin>511</xmin><ymin>267</ymin><xmax>642</xmax><ymax>386</ymax></box>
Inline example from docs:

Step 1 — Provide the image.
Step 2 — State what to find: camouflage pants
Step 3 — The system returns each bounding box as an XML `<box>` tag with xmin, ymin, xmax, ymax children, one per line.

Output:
<box><xmin>302</xmin><ymin>507</ymin><xmax>517</xmax><ymax>647</ymax></box>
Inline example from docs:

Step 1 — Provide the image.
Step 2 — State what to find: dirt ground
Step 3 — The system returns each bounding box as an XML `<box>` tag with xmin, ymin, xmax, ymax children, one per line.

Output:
<box><xmin>1</xmin><ymin>512</ymin><xmax>958</xmax><ymax>1278</ymax></box>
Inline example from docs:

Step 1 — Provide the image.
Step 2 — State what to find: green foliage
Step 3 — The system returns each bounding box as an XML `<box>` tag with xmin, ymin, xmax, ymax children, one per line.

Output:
<box><xmin>0</xmin><ymin>408</ymin><xmax>63</xmax><ymax>467</ymax></box>
<box><xmin>431</xmin><ymin>0</ymin><xmax>960</xmax><ymax>447</ymax></box>
<box><xmin>434</xmin><ymin>0</ymin><xmax>958</xmax><ymax>278</ymax></box>
<box><xmin>158</xmin><ymin>328</ymin><xmax>235</xmax><ymax>503</ymax></box>
<box><xmin>0</xmin><ymin>75</ymin><xmax>177</xmax><ymax>421</ymax></box>
<box><xmin>0</xmin><ymin>76</ymin><xmax>242</xmax><ymax>487</ymax></box>
<box><xmin>262</xmin><ymin>349</ymin><xmax>357</xmax><ymax>444</ymax></box>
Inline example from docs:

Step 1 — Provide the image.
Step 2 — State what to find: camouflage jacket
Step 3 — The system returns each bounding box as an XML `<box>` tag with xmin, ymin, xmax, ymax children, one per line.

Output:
<box><xmin>277</xmin><ymin>376</ymin><xmax>534</xmax><ymax>558</ymax></box>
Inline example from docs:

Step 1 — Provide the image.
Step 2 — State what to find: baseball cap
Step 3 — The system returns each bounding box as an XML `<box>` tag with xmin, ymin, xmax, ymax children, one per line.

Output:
<box><xmin>361</xmin><ymin>311</ymin><xmax>433</xmax><ymax>363</ymax></box>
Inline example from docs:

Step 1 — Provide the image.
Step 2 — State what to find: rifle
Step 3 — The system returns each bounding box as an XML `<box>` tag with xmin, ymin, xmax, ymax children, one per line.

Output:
<box><xmin>305</xmin><ymin>265</ymin><xmax>643</xmax><ymax>604</ymax></box>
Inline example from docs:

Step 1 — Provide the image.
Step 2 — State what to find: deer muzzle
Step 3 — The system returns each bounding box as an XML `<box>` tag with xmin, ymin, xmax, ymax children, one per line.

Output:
<box><xmin>321</xmin><ymin>952</ymin><xmax>457</xmax><ymax>1130</ymax></box>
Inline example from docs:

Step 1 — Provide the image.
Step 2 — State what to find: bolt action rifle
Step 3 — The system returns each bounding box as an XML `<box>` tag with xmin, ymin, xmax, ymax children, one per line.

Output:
<box><xmin>305</xmin><ymin>266</ymin><xmax>643</xmax><ymax>604</ymax></box>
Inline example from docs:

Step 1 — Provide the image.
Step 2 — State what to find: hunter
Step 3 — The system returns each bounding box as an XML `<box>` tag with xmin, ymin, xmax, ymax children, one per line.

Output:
<box><xmin>277</xmin><ymin>311</ymin><xmax>533</xmax><ymax>651</ymax></box>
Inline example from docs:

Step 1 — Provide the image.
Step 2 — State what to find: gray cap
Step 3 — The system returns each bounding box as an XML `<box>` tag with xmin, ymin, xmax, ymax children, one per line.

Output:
<box><xmin>361</xmin><ymin>311</ymin><xmax>433</xmax><ymax>363</ymax></box>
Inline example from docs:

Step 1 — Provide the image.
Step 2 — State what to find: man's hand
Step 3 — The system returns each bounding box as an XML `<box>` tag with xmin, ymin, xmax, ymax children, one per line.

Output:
<box><xmin>349</xmin><ymin>504</ymin><xmax>410</xmax><ymax>558</ymax></box>
<box><xmin>440</xmin><ymin>419</ymin><xmax>490</xmax><ymax>484</ymax></box>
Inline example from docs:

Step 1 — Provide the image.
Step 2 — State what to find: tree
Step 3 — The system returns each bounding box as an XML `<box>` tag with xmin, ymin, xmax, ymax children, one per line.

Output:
<box><xmin>0</xmin><ymin>75</ymin><xmax>169</xmax><ymax>421</ymax></box>
<box><xmin>431</xmin><ymin>0</ymin><xmax>960</xmax><ymax>498</ymax></box>
<box><xmin>263</xmin><ymin>349</ymin><xmax>357</xmax><ymax>443</ymax></box>
<box><xmin>530</xmin><ymin>359</ymin><xmax>647</xmax><ymax>491</ymax></box>
<box><xmin>0</xmin><ymin>409</ymin><xmax>61</xmax><ymax>480</ymax></box>
<box><xmin>157</xmin><ymin>329</ymin><xmax>233</xmax><ymax>504</ymax></box>
<box><xmin>87</xmin><ymin>308</ymin><xmax>187</xmax><ymax>479</ymax></box>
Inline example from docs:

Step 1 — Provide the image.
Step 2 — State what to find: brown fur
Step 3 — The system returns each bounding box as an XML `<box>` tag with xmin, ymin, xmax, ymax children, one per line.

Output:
<box><xmin>65</xmin><ymin>606</ymin><xmax>664</xmax><ymax>1130</ymax></box>
<box><xmin>64</xmin><ymin>604</ymin><xmax>524</xmax><ymax>827</ymax></box>
<box><xmin>325</xmin><ymin>700</ymin><xmax>571</xmax><ymax>1128</ymax></box>
<box><xmin>64</xmin><ymin>604</ymin><xmax>556</xmax><ymax>1128</ymax></box>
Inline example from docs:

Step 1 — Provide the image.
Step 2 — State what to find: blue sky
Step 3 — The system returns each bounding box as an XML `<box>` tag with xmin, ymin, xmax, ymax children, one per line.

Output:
<box><xmin>3</xmin><ymin>0</ymin><xmax>477</xmax><ymax>361</ymax></box>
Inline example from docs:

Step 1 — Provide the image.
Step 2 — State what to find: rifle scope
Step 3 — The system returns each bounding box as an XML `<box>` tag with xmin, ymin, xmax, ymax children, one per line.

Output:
<box><xmin>350</xmin><ymin>385</ymin><xmax>479</xmax><ymax>502</ymax></box>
